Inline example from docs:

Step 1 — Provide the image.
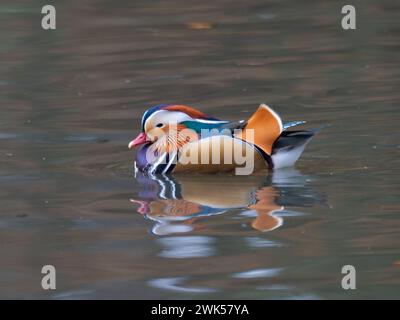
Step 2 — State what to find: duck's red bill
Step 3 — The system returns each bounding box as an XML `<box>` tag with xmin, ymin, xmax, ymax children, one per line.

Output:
<box><xmin>128</xmin><ymin>132</ymin><xmax>148</xmax><ymax>149</ymax></box>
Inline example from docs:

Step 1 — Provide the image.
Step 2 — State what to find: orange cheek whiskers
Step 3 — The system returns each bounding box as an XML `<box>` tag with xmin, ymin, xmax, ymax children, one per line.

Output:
<box><xmin>153</xmin><ymin>125</ymin><xmax>198</xmax><ymax>153</ymax></box>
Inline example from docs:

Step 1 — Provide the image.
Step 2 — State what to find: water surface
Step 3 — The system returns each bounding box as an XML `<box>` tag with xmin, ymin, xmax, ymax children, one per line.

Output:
<box><xmin>0</xmin><ymin>0</ymin><xmax>399</xmax><ymax>299</ymax></box>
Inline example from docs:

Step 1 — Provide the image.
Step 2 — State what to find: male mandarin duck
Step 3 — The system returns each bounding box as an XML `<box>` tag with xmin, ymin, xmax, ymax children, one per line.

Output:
<box><xmin>128</xmin><ymin>103</ymin><xmax>317</xmax><ymax>174</ymax></box>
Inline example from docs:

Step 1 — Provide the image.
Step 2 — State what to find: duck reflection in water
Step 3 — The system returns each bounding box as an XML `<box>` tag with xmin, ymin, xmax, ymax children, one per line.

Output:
<box><xmin>131</xmin><ymin>169</ymin><xmax>324</xmax><ymax>236</ymax></box>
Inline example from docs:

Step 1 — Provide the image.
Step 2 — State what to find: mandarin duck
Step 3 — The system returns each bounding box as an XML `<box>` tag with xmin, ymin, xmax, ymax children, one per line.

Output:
<box><xmin>128</xmin><ymin>103</ymin><xmax>317</xmax><ymax>174</ymax></box>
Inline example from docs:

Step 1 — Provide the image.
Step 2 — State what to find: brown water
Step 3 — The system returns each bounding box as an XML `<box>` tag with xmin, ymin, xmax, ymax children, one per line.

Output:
<box><xmin>0</xmin><ymin>0</ymin><xmax>399</xmax><ymax>299</ymax></box>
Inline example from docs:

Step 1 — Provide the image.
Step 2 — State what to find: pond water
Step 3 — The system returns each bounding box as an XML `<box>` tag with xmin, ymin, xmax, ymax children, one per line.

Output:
<box><xmin>0</xmin><ymin>0</ymin><xmax>399</xmax><ymax>299</ymax></box>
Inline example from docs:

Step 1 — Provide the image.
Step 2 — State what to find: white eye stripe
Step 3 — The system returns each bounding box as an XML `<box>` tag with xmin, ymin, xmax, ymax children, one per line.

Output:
<box><xmin>143</xmin><ymin>110</ymin><xmax>163</xmax><ymax>129</ymax></box>
<box><xmin>192</xmin><ymin>119</ymin><xmax>229</xmax><ymax>124</ymax></box>
<box><xmin>144</xmin><ymin>110</ymin><xmax>193</xmax><ymax>130</ymax></box>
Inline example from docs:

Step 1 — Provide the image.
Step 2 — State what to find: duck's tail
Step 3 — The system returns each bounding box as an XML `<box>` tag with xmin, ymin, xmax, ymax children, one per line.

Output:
<box><xmin>235</xmin><ymin>103</ymin><xmax>320</xmax><ymax>169</ymax></box>
<box><xmin>271</xmin><ymin>127</ymin><xmax>321</xmax><ymax>169</ymax></box>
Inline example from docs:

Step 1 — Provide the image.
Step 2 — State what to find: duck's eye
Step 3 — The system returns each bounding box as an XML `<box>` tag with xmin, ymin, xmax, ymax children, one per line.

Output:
<box><xmin>155</xmin><ymin>123</ymin><xmax>164</xmax><ymax>128</ymax></box>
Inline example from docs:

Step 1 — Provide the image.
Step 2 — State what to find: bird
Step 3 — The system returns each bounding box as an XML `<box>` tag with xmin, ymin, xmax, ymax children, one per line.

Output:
<box><xmin>128</xmin><ymin>103</ymin><xmax>318</xmax><ymax>174</ymax></box>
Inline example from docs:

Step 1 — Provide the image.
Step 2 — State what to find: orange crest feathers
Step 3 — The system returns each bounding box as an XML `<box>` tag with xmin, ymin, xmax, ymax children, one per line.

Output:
<box><xmin>153</xmin><ymin>124</ymin><xmax>198</xmax><ymax>154</ymax></box>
